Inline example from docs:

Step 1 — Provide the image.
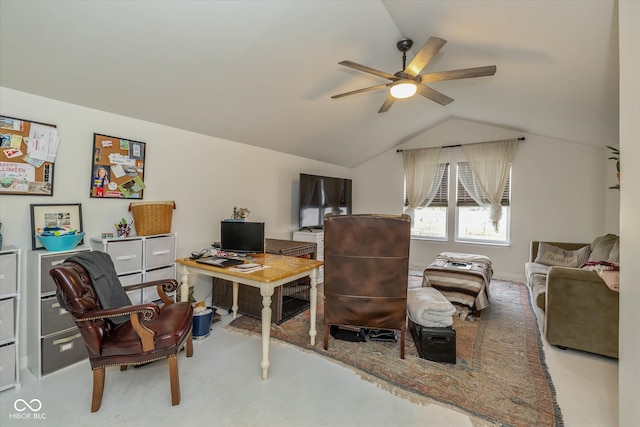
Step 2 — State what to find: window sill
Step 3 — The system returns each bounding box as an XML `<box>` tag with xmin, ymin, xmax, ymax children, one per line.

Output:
<box><xmin>411</xmin><ymin>236</ymin><xmax>448</xmax><ymax>243</ymax></box>
<box><xmin>453</xmin><ymin>239</ymin><xmax>511</xmax><ymax>247</ymax></box>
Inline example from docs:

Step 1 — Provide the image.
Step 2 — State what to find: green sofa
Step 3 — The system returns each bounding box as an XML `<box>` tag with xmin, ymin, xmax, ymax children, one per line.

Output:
<box><xmin>524</xmin><ymin>235</ymin><xmax>619</xmax><ymax>358</ymax></box>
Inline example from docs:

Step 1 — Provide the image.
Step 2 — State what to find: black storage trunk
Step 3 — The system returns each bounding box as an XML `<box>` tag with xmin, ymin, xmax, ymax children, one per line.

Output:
<box><xmin>409</xmin><ymin>319</ymin><xmax>456</xmax><ymax>364</ymax></box>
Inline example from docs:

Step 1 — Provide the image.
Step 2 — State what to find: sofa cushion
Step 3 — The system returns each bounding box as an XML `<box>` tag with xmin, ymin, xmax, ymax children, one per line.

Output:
<box><xmin>534</xmin><ymin>242</ymin><xmax>590</xmax><ymax>267</ymax></box>
<box><xmin>588</xmin><ymin>234</ymin><xmax>619</xmax><ymax>262</ymax></box>
<box><xmin>524</xmin><ymin>262</ymin><xmax>549</xmax><ymax>310</ymax></box>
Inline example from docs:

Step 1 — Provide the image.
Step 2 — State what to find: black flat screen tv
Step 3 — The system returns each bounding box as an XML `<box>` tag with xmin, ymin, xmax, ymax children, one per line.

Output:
<box><xmin>299</xmin><ymin>173</ymin><xmax>352</xmax><ymax>229</ymax></box>
<box><xmin>220</xmin><ymin>221</ymin><xmax>265</xmax><ymax>254</ymax></box>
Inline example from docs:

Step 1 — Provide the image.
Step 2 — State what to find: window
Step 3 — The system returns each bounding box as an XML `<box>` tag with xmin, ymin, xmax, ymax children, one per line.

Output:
<box><xmin>455</xmin><ymin>162</ymin><xmax>510</xmax><ymax>244</ymax></box>
<box><xmin>407</xmin><ymin>164</ymin><xmax>448</xmax><ymax>239</ymax></box>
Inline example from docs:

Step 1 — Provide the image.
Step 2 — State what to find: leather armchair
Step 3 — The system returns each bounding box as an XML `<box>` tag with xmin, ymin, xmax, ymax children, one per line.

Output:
<box><xmin>323</xmin><ymin>213</ymin><xmax>411</xmax><ymax>358</ymax></box>
<box><xmin>50</xmin><ymin>261</ymin><xmax>194</xmax><ymax>412</ymax></box>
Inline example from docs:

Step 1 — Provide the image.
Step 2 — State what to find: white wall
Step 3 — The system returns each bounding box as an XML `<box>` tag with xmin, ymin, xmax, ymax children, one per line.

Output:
<box><xmin>0</xmin><ymin>87</ymin><xmax>351</xmax><ymax>367</ymax></box>
<box><xmin>618</xmin><ymin>1</ymin><xmax>639</xmax><ymax>425</ymax></box>
<box><xmin>353</xmin><ymin>118</ymin><xmax>617</xmax><ymax>280</ymax></box>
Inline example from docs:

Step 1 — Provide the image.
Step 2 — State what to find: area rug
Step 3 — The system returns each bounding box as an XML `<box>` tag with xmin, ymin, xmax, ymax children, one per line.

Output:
<box><xmin>226</xmin><ymin>278</ymin><xmax>563</xmax><ymax>427</ymax></box>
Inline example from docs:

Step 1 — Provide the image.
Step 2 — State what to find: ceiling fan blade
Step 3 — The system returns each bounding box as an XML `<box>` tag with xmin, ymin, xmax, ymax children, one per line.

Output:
<box><xmin>338</xmin><ymin>60</ymin><xmax>398</xmax><ymax>81</ymax></box>
<box><xmin>416</xmin><ymin>84</ymin><xmax>454</xmax><ymax>106</ymax></box>
<box><xmin>378</xmin><ymin>94</ymin><xmax>396</xmax><ymax>113</ymax></box>
<box><xmin>331</xmin><ymin>83</ymin><xmax>391</xmax><ymax>99</ymax></box>
<box><xmin>404</xmin><ymin>37</ymin><xmax>447</xmax><ymax>77</ymax></box>
<box><xmin>420</xmin><ymin>65</ymin><xmax>497</xmax><ymax>83</ymax></box>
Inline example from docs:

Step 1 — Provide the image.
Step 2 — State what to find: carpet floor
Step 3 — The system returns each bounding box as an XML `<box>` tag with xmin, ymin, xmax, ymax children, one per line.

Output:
<box><xmin>227</xmin><ymin>279</ymin><xmax>563</xmax><ymax>427</ymax></box>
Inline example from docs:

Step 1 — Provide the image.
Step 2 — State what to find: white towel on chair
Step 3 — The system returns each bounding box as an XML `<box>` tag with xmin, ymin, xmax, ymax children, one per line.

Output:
<box><xmin>407</xmin><ymin>287</ymin><xmax>456</xmax><ymax>327</ymax></box>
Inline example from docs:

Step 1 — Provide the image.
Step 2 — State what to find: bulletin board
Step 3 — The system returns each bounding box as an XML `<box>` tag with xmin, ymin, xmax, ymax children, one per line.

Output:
<box><xmin>90</xmin><ymin>133</ymin><xmax>146</xmax><ymax>199</ymax></box>
<box><xmin>0</xmin><ymin>115</ymin><xmax>58</xmax><ymax>196</ymax></box>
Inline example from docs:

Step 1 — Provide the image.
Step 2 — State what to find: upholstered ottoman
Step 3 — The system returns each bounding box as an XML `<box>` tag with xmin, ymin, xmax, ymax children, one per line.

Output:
<box><xmin>423</xmin><ymin>252</ymin><xmax>493</xmax><ymax>317</ymax></box>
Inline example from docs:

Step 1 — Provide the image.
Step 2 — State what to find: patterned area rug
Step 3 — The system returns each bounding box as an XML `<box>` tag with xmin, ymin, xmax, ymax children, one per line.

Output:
<box><xmin>227</xmin><ymin>278</ymin><xmax>563</xmax><ymax>427</ymax></box>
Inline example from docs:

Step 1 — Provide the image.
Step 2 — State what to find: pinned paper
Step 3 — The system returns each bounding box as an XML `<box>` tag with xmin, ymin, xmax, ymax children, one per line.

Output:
<box><xmin>118</xmin><ymin>176</ymin><xmax>146</xmax><ymax>198</ymax></box>
<box><xmin>27</xmin><ymin>123</ymin><xmax>59</xmax><ymax>162</ymax></box>
<box><xmin>10</xmin><ymin>134</ymin><xmax>22</xmax><ymax>148</ymax></box>
<box><xmin>22</xmin><ymin>154</ymin><xmax>45</xmax><ymax>168</ymax></box>
<box><xmin>0</xmin><ymin>117</ymin><xmax>22</xmax><ymax>131</ymax></box>
<box><xmin>3</xmin><ymin>148</ymin><xmax>23</xmax><ymax>159</ymax></box>
<box><xmin>0</xmin><ymin>161</ymin><xmax>35</xmax><ymax>191</ymax></box>
<box><xmin>111</xmin><ymin>164</ymin><xmax>126</xmax><ymax>178</ymax></box>
<box><xmin>108</xmin><ymin>152</ymin><xmax>135</xmax><ymax>166</ymax></box>
<box><xmin>0</xmin><ymin>133</ymin><xmax>10</xmax><ymax>147</ymax></box>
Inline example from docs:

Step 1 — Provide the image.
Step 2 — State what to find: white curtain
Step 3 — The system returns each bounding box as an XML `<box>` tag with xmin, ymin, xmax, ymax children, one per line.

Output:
<box><xmin>402</xmin><ymin>147</ymin><xmax>443</xmax><ymax>219</ymax></box>
<box><xmin>461</xmin><ymin>139</ymin><xmax>518</xmax><ymax>231</ymax></box>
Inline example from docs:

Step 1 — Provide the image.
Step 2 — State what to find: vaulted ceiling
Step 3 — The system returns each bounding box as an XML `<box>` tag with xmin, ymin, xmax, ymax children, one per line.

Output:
<box><xmin>0</xmin><ymin>1</ymin><xmax>619</xmax><ymax>168</ymax></box>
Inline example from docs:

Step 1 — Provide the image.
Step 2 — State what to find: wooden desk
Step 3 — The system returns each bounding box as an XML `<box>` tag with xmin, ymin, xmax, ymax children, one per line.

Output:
<box><xmin>176</xmin><ymin>254</ymin><xmax>323</xmax><ymax>380</ymax></box>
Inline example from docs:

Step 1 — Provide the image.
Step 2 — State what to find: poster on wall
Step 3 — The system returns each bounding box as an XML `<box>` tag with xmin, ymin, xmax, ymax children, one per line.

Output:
<box><xmin>0</xmin><ymin>115</ymin><xmax>58</xmax><ymax>196</ymax></box>
<box><xmin>90</xmin><ymin>133</ymin><xmax>146</xmax><ymax>199</ymax></box>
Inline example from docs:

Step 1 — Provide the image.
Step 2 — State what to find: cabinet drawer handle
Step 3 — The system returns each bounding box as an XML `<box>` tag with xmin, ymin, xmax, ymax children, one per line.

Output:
<box><xmin>51</xmin><ymin>302</ymin><xmax>69</xmax><ymax>315</ymax></box>
<box><xmin>0</xmin><ymin>274</ymin><xmax>5</xmax><ymax>279</ymax></box>
<box><xmin>116</xmin><ymin>255</ymin><xmax>137</xmax><ymax>261</ymax></box>
<box><xmin>152</xmin><ymin>250</ymin><xmax>170</xmax><ymax>256</ymax></box>
<box><xmin>51</xmin><ymin>260</ymin><xmax>65</xmax><ymax>266</ymax></box>
<box><xmin>52</xmin><ymin>333</ymin><xmax>81</xmax><ymax>345</ymax></box>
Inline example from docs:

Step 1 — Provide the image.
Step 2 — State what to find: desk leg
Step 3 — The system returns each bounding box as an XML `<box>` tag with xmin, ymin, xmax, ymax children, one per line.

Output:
<box><xmin>232</xmin><ymin>281</ymin><xmax>239</xmax><ymax>319</ymax></box>
<box><xmin>179</xmin><ymin>266</ymin><xmax>190</xmax><ymax>303</ymax></box>
<box><xmin>260</xmin><ymin>286</ymin><xmax>274</xmax><ymax>380</ymax></box>
<box><xmin>309</xmin><ymin>268</ymin><xmax>318</xmax><ymax>346</ymax></box>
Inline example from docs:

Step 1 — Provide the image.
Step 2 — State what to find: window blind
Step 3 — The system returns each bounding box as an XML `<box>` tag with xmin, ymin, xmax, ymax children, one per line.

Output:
<box><xmin>456</xmin><ymin>162</ymin><xmax>510</xmax><ymax>206</ymax></box>
<box><xmin>405</xmin><ymin>163</ymin><xmax>449</xmax><ymax>207</ymax></box>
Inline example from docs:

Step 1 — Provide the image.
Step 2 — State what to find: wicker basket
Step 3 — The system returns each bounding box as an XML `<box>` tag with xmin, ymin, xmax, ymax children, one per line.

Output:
<box><xmin>128</xmin><ymin>201</ymin><xmax>176</xmax><ymax>236</ymax></box>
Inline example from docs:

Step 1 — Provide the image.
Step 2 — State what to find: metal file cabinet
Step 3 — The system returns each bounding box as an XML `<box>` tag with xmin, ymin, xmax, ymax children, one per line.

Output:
<box><xmin>0</xmin><ymin>246</ymin><xmax>21</xmax><ymax>391</ymax></box>
<box><xmin>27</xmin><ymin>246</ymin><xmax>92</xmax><ymax>378</ymax></box>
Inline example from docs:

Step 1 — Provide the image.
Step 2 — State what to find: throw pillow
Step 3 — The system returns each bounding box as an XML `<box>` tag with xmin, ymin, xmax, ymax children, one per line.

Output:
<box><xmin>588</xmin><ymin>234</ymin><xmax>619</xmax><ymax>262</ymax></box>
<box><xmin>608</xmin><ymin>239</ymin><xmax>620</xmax><ymax>263</ymax></box>
<box><xmin>535</xmin><ymin>242</ymin><xmax>591</xmax><ymax>267</ymax></box>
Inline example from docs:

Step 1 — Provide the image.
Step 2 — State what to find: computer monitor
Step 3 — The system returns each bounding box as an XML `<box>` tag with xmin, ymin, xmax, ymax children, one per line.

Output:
<box><xmin>220</xmin><ymin>221</ymin><xmax>265</xmax><ymax>254</ymax></box>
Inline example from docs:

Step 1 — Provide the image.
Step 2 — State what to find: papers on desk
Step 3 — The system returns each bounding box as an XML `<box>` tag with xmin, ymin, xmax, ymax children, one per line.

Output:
<box><xmin>228</xmin><ymin>264</ymin><xmax>269</xmax><ymax>273</ymax></box>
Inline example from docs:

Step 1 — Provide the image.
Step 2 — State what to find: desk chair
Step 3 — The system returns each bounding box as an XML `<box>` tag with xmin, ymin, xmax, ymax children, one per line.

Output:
<box><xmin>50</xmin><ymin>257</ymin><xmax>193</xmax><ymax>412</ymax></box>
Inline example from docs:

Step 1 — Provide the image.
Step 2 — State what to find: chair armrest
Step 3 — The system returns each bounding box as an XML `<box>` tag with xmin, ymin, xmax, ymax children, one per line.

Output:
<box><xmin>545</xmin><ymin>266</ymin><xmax>619</xmax><ymax>357</ymax></box>
<box><xmin>74</xmin><ymin>303</ymin><xmax>161</xmax><ymax>322</ymax></box>
<box><xmin>123</xmin><ymin>279</ymin><xmax>179</xmax><ymax>305</ymax></box>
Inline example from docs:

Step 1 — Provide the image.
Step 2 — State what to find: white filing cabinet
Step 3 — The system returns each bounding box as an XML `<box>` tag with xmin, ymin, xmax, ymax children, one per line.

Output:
<box><xmin>0</xmin><ymin>246</ymin><xmax>21</xmax><ymax>391</ymax></box>
<box><xmin>90</xmin><ymin>233</ymin><xmax>177</xmax><ymax>303</ymax></box>
<box><xmin>27</xmin><ymin>246</ymin><xmax>92</xmax><ymax>378</ymax></box>
<box><xmin>292</xmin><ymin>230</ymin><xmax>324</xmax><ymax>283</ymax></box>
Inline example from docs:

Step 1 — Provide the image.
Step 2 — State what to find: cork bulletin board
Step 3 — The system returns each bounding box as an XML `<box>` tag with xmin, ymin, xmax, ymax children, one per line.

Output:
<box><xmin>0</xmin><ymin>115</ymin><xmax>58</xmax><ymax>196</ymax></box>
<box><xmin>91</xmin><ymin>133</ymin><xmax>146</xmax><ymax>199</ymax></box>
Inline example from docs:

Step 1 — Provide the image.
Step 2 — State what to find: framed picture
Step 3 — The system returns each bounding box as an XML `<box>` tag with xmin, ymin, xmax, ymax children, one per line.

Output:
<box><xmin>90</xmin><ymin>133</ymin><xmax>146</xmax><ymax>199</ymax></box>
<box><xmin>30</xmin><ymin>203</ymin><xmax>83</xmax><ymax>250</ymax></box>
<box><xmin>0</xmin><ymin>115</ymin><xmax>58</xmax><ymax>196</ymax></box>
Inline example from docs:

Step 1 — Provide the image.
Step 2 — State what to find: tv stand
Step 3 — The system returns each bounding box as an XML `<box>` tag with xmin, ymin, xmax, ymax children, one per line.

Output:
<box><xmin>293</xmin><ymin>229</ymin><xmax>324</xmax><ymax>284</ymax></box>
<box><xmin>299</xmin><ymin>226</ymin><xmax>323</xmax><ymax>232</ymax></box>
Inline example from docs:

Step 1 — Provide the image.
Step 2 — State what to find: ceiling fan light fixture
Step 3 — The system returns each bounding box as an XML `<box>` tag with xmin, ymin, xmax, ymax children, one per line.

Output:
<box><xmin>390</xmin><ymin>80</ymin><xmax>417</xmax><ymax>99</ymax></box>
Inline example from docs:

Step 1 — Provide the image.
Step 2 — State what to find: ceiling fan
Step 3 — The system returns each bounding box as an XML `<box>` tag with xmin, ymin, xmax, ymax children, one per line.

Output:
<box><xmin>331</xmin><ymin>37</ymin><xmax>497</xmax><ymax>113</ymax></box>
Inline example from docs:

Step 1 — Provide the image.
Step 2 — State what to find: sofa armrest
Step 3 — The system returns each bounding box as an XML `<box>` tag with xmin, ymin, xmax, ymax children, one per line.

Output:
<box><xmin>529</xmin><ymin>241</ymin><xmax>589</xmax><ymax>262</ymax></box>
<box><xmin>545</xmin><ymin>266</ymin><xmax>619</xmax><ymax>358</ymax></box>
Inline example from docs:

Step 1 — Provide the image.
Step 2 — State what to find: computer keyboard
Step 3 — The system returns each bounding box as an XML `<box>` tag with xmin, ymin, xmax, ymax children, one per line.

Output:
<box><xmin>195</xmin><ymin>256</ymin><xmax>245</xmax><ymax>268</ymax></box>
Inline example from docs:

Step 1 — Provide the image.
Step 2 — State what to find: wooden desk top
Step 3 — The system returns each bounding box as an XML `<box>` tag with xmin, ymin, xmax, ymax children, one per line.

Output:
<box><xmin>176</xmin><ymin>253</ymin><xmax>323</xmax><ymax>283</ymax></box>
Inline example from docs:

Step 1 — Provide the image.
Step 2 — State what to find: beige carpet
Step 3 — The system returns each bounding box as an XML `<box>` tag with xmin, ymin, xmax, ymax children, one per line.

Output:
<box><xmin>227</xmin><ymin>279</ymin><xmax>563</xmax><ymax>427</ymax></box>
